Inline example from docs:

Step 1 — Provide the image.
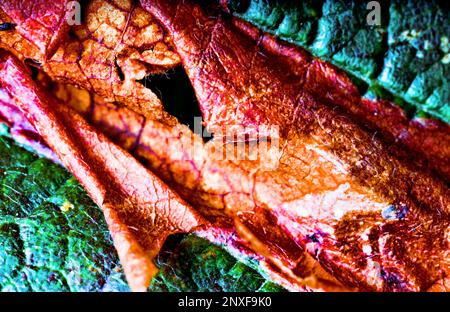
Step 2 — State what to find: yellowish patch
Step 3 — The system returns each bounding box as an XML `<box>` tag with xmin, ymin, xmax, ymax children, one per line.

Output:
<box><xmin>60</xmin><ymin>201</ymin><xmax>74</xmax><ymax>212</ymax></box>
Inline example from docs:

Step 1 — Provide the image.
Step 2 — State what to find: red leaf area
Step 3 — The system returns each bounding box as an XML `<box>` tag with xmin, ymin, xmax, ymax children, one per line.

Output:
<box><xmin>1</xmin><ymin>0</ymin><xmax>449</xmax><ymax>291</ymax></box>
<box><xmin>0</xmin><ymin>0</ymin><xmax>70</xmax><ymax>58</ymax></box>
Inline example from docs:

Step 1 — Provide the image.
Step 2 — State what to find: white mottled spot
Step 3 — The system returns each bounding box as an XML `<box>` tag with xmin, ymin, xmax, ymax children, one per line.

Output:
<box><xmin>60</xmin><ymin>201</ymin><xmax>74</xmax><ymax>212</ymax></box>
<box><xmin>363</xmin><ymin>244</ymin><xmax>372</xmax><ymax>255</ymax></box>
<box><xmin>298</xmin><ymin>208</ymin><xmax>310</xmax><ymax>217</ymax></box>
<box><xmin>366</xmin><ymin>259</ymin><xmax>382</xmax><ymax>288</ymax></box>
<box><xmin>334</xmin><ymin>208</ymin><xmax>344</xmax><ymax>219</ymax></box>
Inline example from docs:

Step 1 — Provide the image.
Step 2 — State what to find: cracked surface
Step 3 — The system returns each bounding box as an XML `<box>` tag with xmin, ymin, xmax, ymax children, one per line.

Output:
<box><xmin>226</xmin><ymin>0</ymin><xmax>450</xmax><ymax>124</ymax></box>
<box><xmin>0</xmin><ymin>52</ymin><xmax>205</xmax><ymax>291</ymax></box>
<box><xmin>227</xmin><ymin>2</ymin><xmax>450</xmax><ymax>181</ymax></box>
<box><xmin>149</xmin><ymin>234</ymin><xmax>284</xmax><ymax>292</ymax></box>
<box><xmin>0</xmin><ymin>0</ymin><xmax>449</xmax><ymax>292</ymax></box>
<box><xmin>0</xmin><ymin>0</ymin><xmax>70</xmax><ymax>58</ymax></box>
<box><xmin>142</xmin><ymin>0</ymin><xmax>449</xmax><ymax>291</ymax></box>
<box><xmin>0</xmin><ymin>135</ymin><xmax>128</xmax><ymax>291</ymax></box>
<box><xmin>0</xmin><ymin>0</ymin><xmax>180</xmax><ymax>119</ymax></box>
<box><xmin>0</xmin><ymin>134</ymin><xmax>279</xmax><ymax>292</ymax></box>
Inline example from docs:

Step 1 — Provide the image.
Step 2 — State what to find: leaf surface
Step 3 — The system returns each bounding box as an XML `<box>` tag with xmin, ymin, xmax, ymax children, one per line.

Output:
<box><xmin>0</xmin><ymin>0</ymin><xmax>70</xmax><ymax>58</ymax></box>
<box><xmin>225</xmin><ymin>0</ymin><xmax>450</xmax><ymax>123</ymax></box>
<box><xmin>0</xmin><ymin>0</ymin><xmax>449</xmax><ymax>292</ymax></box>
<box><xmin>141</xmin><ymin>0</ymin><xmax>450</xmax><ymax>291</ymax></box>
<box><xmin>0</xmin><ymin>51</ymin><xmax>205</xmax><ymax>291</ymax></box>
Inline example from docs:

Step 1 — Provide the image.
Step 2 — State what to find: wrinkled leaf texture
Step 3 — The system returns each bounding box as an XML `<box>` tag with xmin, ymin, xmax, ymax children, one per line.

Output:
<box><xmin>1</xmin><ymin>0</ymin><xmax>450</xmax><ymax>292</ymax></box>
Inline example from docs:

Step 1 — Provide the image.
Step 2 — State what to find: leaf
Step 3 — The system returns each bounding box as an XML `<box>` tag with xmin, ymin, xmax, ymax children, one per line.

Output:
<box><xmin>0</xmin><ymin>53</ymin><xmax>341</xmax><ymax>291</ymax></box>
<box><xmin>141</xmin><ymin>0</ymin><xmax>450</xmax><ymax>291</ymax></box>
<box><xmin>0</xmin><ymin>134</ymin><xmax>279</xmax><ymax>292</ymax></box>
<box><xmin>0</xmin><ymin>135</ymin><xmax>129</xmax><ymax>292</ymax></box>
<box><xmin>224</xmin><ymin>0</ymin><xmax>450</xmax><ymax>181</ymax></box>
<box><xmin>0</xmin><ymin>8</ymin><xmax>41</xmax><ymax>61</ymax></box>
<box><xmin>0</xmin><ymin>0</ymin><xmax>71</xmax><ymax>58</ymax></box>
<box><xmin>0</xmin><ymin>0</ymin><xmax>180</xmax><ymax>118</ymax></box>
<box><xmin>0</xmin><ymin>51</ymin><xmax>205</xmax><ymax>291</ymax></box>
<box><xmin>1</xmin><ymin>0</ymin><xmax>449</xmax><ymax>292</ymax></box>
<box><xmin>224</xmin><ymin>0</ymin><xmax>450</xmax><ymax>123</ymax></box>
<box><xmin>149</xmin><ymin>234</ymin><xmax>284</xmax><ymax>292</ymax></box>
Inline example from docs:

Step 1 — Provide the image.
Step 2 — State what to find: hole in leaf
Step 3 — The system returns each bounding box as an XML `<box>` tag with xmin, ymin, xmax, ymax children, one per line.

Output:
<box><xmin>138</xmin><ymin>67</ymin><xmax>213</xmax><ymax>142</ymax></box>
<box><xmin>114</xmin><ymin>59</ymin><xmax>125</xmax><ymax>81</ymax></box>
<box><xmin>24</xmin><ymin>58</ymin><xmax>42</xmax><ymax>80</ymax></box>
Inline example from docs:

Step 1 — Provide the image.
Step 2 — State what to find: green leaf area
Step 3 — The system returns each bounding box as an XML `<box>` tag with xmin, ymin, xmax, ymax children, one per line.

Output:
<box><xmin>0</xmin><ymin>132</ymin><xmax>282</xmax><ymax>292</ymax></box>
<box><xmin>231</xmin><ymin>0</ymin><xmax>449</xmax><ymax>123</ymax></box>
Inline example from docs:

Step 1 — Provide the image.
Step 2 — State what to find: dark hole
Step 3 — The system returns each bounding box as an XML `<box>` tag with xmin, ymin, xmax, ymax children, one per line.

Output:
<box><xmin>227</xmin><ymin>0</ymin><xmax>251</xmax><ymax>13</ymax></box>
<box><xmin>24</xmin><ymin>58</ymin><xmax>42</xmax><ymax>80</ymax></box>
<box><xmin>153</xmin><ymin>233</ymin><xmax>186</xmax><ymax>267</ymax></box>
<box><xmin>138</xmin><ymin>66</ymin><xmax>212</xmax><ymax>142</ymax></box>
<box><xmin>0</xmin><ymin>22</ymin><xmax>16</xmax><ymax>31</ymax></box>
<box><xmin>306</xmin><ymin>234</ymin><xmax>320</xmax><ymax>243</ymax></box>
<box><xmin>114</xmin><ymin>59</ymin><xmax>125</xmax><ymax>81</ymax></box>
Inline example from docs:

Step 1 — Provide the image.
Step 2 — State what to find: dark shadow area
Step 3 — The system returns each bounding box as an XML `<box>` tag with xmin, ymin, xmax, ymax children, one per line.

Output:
<box><xmin>138</xmin><ymin>66</ymin><xmax>213</xmax><ymax>142</ymax></box>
